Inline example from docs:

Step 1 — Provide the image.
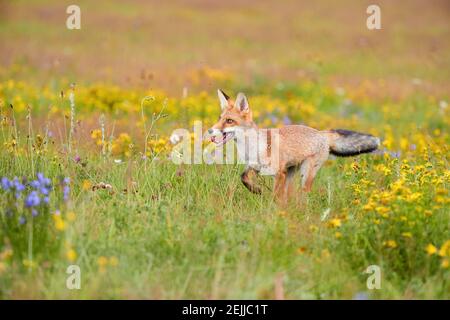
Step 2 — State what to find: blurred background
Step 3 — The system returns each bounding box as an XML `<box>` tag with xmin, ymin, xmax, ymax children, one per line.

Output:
<box><xmin>0</xmin><ymin>0</ymin><xmax>449</xmax><ymax>96</ymax></box>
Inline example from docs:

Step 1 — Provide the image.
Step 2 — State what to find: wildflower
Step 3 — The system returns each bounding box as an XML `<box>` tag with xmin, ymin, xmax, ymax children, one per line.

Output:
<box><xmin>37</xmin><ymin>173</ymin><xmax>51</xmax><ymax>186</ymax></box>
<box><xmin>426</xmin><ymin>244</ymin><xmax>437</xmax><ymax>255</ymax></box>
<box><xmin>22</xmin><ymin>259</ymin><xmax>36</xmax><ymax>268</ymax></box>
<box><xmin>353</xmin><ymin>292</ymin><xmax>369</xmax><ymax>300</ymax></box>
<box><xmin>12</xmin><ymin>178</ymin><xmax>25</xmax><ymax>193</ymax></box>
<box><xmin>335</xmin><ymin>232</ymin><xmax>343</xmax><ymax>239</ymax></box>
<box><xmin>328</xmin><ymin>218</ymin><xmax>342</xmax><ymax>228</ymax></box>
<box><xmin>424</xmin><ymin>210</ymin><xmax>433</xmax><ymax>217</ymax></box>
<box><xmin>438</xmin><ymin>240</ymin><xmax>450</xmax><ymax>257</ymax></box>
<box><xmin>98</xmin><ymin>256</ymin><xmax>108</xmax><ymax>272</ymax></box>
<box><xmin>63</xmin><ymin>186</ymin><xmax>70</xmax><ymax>201</ymax></box>
<box><xmin>442</xmin><ymin>259</ymin><xmax>449</xmax><ymax>269</ymax></box>
<box><xmin>82</xmin><ymin>180</ymin><xmax>91</xmax><ymax>190</ymax></box>
<box><xmin>19</xmin><ymin>216</ymin><xmax>26</xmax><ymax>225</ymax></box>
<box><xmin>297</xmin><ymin>247</ymin><xmax>307</xmax><ymax>255</ymax></box>
<box><xmin>31</xmin><ymin>209</ymin><xmax>38</xmax><ymax>217</ymax></box>
<box><xmin>52</xmin><ymin>214</ymin><xmax>66</xmax><ymax>231</ymax></box>
<box><xmin>40</xmin><ymin>186</ymin><xmax>50</xmax><ymax>196</ymax></box>
<box><xmin>282</xmin><ymin>116</ymin><xmax>292</xmax><ymax>125</ymax></box>
<box><xmin>383</xmin><ymin>240</ymin><xmax>397</xmax><ymax>249</ymax></box>
<box><xmin>66</xmin><ymin>249</ymin><xmax>77</xmax><ymax>262</ymax></box>
<box><xmin>24</xmin><ymin>191</ymin><xmax>40</xmax><ymax>207</ymax></box>
<box><xmin>401</xmin><ymin>232</ymin><xmax>412</xmax><ymax>239</ymax></box>
<box><xmin>30</xmin><ymin>180</ymin><xmax>40</xmax><ymax>188</ymax></box>
<box><xmin>1</xmin><ymin>177</ymin><xmax>11</xmax><ymax>190</ymax></box>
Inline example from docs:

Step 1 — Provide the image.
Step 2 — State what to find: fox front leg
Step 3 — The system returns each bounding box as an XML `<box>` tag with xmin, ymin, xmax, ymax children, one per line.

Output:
<box><xmin>241</xmin><ymin>167</ymin><xmax>262</xmax><ymax>194</ymax></box>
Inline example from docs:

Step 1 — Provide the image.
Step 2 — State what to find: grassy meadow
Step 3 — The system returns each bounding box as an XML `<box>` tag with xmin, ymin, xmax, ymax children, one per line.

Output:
<box><xmin>0</xmin><ymin>0</ymin><xmax>449</xmax><ymax>299</ymax></box>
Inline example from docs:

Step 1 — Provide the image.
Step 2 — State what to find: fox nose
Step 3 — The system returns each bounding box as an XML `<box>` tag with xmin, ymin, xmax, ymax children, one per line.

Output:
<box><xmin>208</xmin><ymin>129</ymin><xmax>213</xmax><ymax>134</ymax></box>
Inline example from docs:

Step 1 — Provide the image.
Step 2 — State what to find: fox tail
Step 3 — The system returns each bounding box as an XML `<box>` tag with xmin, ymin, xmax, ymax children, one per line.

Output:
<box><xmin>323</xmin><ymin>129</ymin><xmax>380</xmax><ymax>157</ymax></box>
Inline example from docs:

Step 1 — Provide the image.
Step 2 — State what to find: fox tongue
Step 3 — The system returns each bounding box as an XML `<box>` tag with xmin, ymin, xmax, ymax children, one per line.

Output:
<box><xmin>211</xmin><ymin>136</ymin><xmax>223</xmax><ymax>143</ymax></box>
<box><xmin>211</xmin><ymin>133</ymin><xmax>226</xmax><ymax>144</ymax></box>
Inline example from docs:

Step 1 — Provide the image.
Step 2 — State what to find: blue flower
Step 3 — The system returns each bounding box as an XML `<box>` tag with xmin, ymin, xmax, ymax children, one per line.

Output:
<box><xmin>30</xmin><ymin>180</ymin><xmax>41</xmax><ymax>188</ymax></box>
<box><xmin>19</xmin><ymin>216</ymin><xmax>26</xmax><ymax>225</ymax></box>
<box><xmin>12</xmin><ymin>178</ymin><xmax>25</xmax><ymax>192</ymax></box>
<box><xmin>63</xmin><ymin>185</ymin><xmax>70</xmax><ymax>201</ymax></box>
<box><xmin>283</xmin><ymin>115</ymin><xmax>292</xmax><ymax>125</ymax></box>
<box><xmin>43</xmin><ymin>196</ymin><xmax>50</xmax><ymax>204</ymax></box>
<box><xmin>37</xmin><ymin>172</ymin><xmax>45</xmax><ymax>182</ymax></box>
<box><xmin>25</xmin><ymin>191</ymin><xmax>40</xmax><ymax>207</ymax></box>
<box><xmin>40</xmin><ymin>187</ymin><xmax>50</xmax><ymax>196</ymax></box>
<box><xmin>31</xmin><ymin>209</ymin><xmax>38</xmax><ymax>217</ymax></box>
<box><xmin>1</xmin><ymin>177</ymin><xmax>11</xmax><ymax>190</ymax></box>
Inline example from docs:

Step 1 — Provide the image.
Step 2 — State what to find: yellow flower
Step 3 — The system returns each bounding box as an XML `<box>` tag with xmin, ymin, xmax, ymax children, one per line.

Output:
<box><xmin>97</xmin><ymin>256</ymin><xmax>108</xmax><ymax>272</ymax></box>
<box><xmin>442</xmin><ymin>259</ymin><xmax>449</xmax><ymax>269</ymax></box>
<box><xmin>98</xmin><ymin>256</ymin><xmax>108</xmax><ymax>267</ymax></box>
<box><xmin>82</xmin><ymin>180</ymin><xmax>92</xmax><ymax>191</ymax></box>
<box><xmin>309</xmin><ymin>225</ymin><xmax>318</xmax><ymax>233</ymax></box>
<box><xmin>22</xmin><ymin>259</ymin><xmax>36</xmax><ymax>268</ymax></box>
<box><xmin>375</xmin><ymin>206</ymin><xmax>390</xmax><ymax>215</ymax></box>
<box><xmin>424</xmin><ymin>210</ymin><xmax>433</xmax><ymax>217</ymax></box>
<box><xmin>383</xmin><ymin>240</ymin><xmax>397</xmax><ymax>249</ymax></box>
<box><xmin>53</xmin><ymin>214</ymin><xmax>66</xmax><ymax>231</ymax></box>
<box><xmin>335</xmin><ymin>232</ymin><xmax>342</xmax><ymax>239</ymax></box>
<box><xmin>438</xmin><ymin>240</ymin><xmax>450</xmax><ymax>257</ymax></box>
<box><xmin>66</xmin><ymin>249</ymin><xmax>77</xmax><ymax>262</ymax></box>
<box><xmin>425</xmin><ymin>244</ymin><xmax>437</xmax><ymax>255</ymax></box>
<box><xmin>91</xmin><ymin>129</ymin><xmax>102</xmax><ymax>140</ymax></box>
<box><xmin>401</xmin><ymin>232</ymin><xmax>412</xmax><ymax>239</ymax></box>
<box><xmin>328</xmin><ymin>218</ymin><xmax>342</xmax><ymax>228</ymax></box>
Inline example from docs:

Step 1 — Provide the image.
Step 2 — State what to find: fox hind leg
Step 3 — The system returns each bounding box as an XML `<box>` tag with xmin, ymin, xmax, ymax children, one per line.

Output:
<box><xmin>301</xmin><ymin>152</ymin><xmax>328</xmax><ymax>192</ymax></box>
<box><xmin>286</xmin><ymin>165</ymin><xmax>300</xmax><ymax>201</ymax></box>
<box><xmin>274</xmin><ymin>168</ymin><xmax>289</xmax><ymax>205</ymax></box>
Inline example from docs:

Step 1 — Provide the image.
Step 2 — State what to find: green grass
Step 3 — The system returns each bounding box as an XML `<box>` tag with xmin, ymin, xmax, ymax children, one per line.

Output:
<box><xmin>0</xmin><ymin>79</ymin><xmax>448</xmax><ymax>299</ymax></box>
<box><xmin>0</xmin><ymin>0</ymin><xmax>449</xmax><ymax>300</ymax></box>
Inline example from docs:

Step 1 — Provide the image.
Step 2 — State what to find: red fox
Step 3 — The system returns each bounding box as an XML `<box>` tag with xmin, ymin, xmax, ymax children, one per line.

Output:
<box><xmin>208</xmin><ymin>90</ymin><xmax>380</xmax><ymax>203</ymax></box>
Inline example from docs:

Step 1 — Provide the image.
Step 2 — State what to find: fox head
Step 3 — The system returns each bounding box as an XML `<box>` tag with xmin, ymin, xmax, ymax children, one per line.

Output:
<box><xmin>207</xmin><ymin>90</ymin><xmax>256</xmax><ymax>146</ymax></box>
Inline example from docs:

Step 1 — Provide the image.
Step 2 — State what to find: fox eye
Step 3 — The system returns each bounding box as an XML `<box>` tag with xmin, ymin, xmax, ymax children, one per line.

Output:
<box><xmin>226</xmin><ymin>118</ymin><xmax>234</xmax><ymax>124</ymax></box>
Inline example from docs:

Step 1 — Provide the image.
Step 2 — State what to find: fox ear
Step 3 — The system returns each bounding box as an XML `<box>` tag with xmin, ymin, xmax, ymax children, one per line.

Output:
<box><xmin>217</xmin><ymin>89</ymin><xmax>230</xmax><ymax>110</ymax></box>
<box><xmin>235</xmin><ymin>92</ymin><xmax>249</xmax><ymax>113</ymax></box>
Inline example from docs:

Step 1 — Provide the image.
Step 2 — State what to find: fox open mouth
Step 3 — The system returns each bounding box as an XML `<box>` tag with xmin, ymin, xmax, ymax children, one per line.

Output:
<box><xmin>211</xmin><ymin>132</ymin><xmax>235</xmax><ymax>146</ymax></box>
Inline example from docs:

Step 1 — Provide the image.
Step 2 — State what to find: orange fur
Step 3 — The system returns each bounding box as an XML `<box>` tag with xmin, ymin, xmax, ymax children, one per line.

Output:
<box><xmin>209</xmin><ymin>90</ymin><xmax>380</xmax><ymax>205</ymax></box>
